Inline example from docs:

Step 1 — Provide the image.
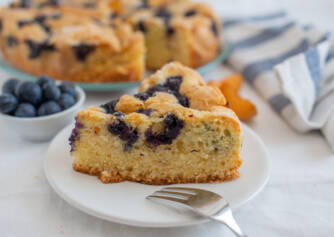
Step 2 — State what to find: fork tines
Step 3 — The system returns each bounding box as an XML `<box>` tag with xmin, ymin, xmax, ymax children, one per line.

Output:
<box><xmin>146</xmin><ymin>186</ymin><xmax>206</xmax><ymax>204</ymax></box>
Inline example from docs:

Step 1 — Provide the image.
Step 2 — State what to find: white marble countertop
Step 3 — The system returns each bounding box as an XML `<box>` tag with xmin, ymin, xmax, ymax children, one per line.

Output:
<box><xmin>1</xmin><ymin>1</ymin><xmax>334</xmax><ymax>236</ymax></box>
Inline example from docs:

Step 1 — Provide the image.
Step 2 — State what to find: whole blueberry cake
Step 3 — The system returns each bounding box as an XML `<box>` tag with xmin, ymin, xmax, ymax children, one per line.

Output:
<box><xmin>0</xmin><ymin>0</ymin><xmax>222</xmax><ymax>82</ymax></box>
<box><xmin>70</xmin><ymin>62</ymin><xmax>242</xmax><ymax>184</ymax></box>
<box><xmin>0</xmin><ymin>0</ymin><xmax>145</xmax><ymax>82</ymax></box>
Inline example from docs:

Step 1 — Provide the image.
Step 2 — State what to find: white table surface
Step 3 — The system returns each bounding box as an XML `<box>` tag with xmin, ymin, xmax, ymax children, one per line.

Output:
<box><xmin>1</xmin><ymin>1</ymin><xmax>334</xmax><ymax>236</ymax></box>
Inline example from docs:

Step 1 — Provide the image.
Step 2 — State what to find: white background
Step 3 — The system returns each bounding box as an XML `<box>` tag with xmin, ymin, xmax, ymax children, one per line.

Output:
<box><xmin>1</xmin><ymin>0</ymin><xmax>334</xmax><ymax>236</ymax></box>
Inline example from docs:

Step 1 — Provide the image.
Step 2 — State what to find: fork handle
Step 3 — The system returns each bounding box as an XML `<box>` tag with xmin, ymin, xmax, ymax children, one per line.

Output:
<box><xmin>209</xmin><ymin>210</ymin><xmax>247</xmax><ymax>237</ymax></box>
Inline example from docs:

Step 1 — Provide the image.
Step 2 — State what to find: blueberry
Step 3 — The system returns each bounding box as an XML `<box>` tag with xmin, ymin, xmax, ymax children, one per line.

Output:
<box><xmin>15</xmin><ymin>81</ymin><xmax>42</xmax><ymax>105</ymax></box>
<box><xmin>155</xmin><ymin>8</ymin><xmax>172</xmax><ymax>19</ymax></box>
<box><xmin>145</xmin><ymin>113</ymin><xmax>184</xmax><ymax>146</ymax></box>
<box><xmin>19</xmin><ymin>0</ymin><xmax>32</xmax><ymax>8</ymax></box>
<box><xmin>164</xmin><ymin>76</ymin><xmax>182</xmax><ymax>91</ymax></box>
<box><xmin>108</xmin><ymin>119</ymin><xmax>138</xmax><ymax>151</ymax></box>
<box><xmin>7</xmin><ymin>36</ymin><xmax>19</xmax><ymax>47</ymax></box>
<box><xmin>38</xmin><ymin>0</ymin><xmax>59</xmax><ymax>7</ymax></box>
<box><xmin>36</xmin><ymin>75</ymin><xmax>54</xmax><ymax>87</ymax></box>
<box><xmin>137</xmin><ymin>0</ymin><xmax>150</xmax><ymax>9</ymax></box>
<box><xmin>184</xmin><ymin>9</ymin><xmax>197</xmax><ymax>17</ymax></box>
<box><xmin>14</xmin><ymin>103</ymin><xmax>36</xmax><ymax>117</ymax></box>
<box><xmin>134</xmin><ymin>92</ymin><xmax>150</xmax><ymax>101</ymax></box>
<box><xmin>101</xmin><ymin>99</ymin><xmax>119</xmax><ymax>114</ymax></box>
<box><xmin>58</xmin><ymin>81</ymin><xmax>76</xmax><ymax>98</ymax></box>
<box><xmin>48</xmin><ymin>0</ymin><xmax>59</xmax><ymax>6</ymax></box>
<box><xmin>137</xmin><ymin>21</ymin><xmax>146</xmax><ymax>33</ymax></box>
<box><xmin>113</xmin><ymin>111</ymin><xmax>125</xmax><ymax>117</ymax></box>
<box><xmin>110</xmin><ymin>12</ymin><xmax>118</xmax><ymax>19</ymax></box>
<box><xmin>37</xmin><ymin>101</ymin><xmax>61</xmax><ymax>116</ymax></box>
<box><xmin>50</xmin><ymin>13</ymin><xmax>61</xmax><ymax>20</ymax></box>
<box><xmin>17</xmin><ymin>20</ymin><xmax>33</xmax><ymax>28</ymax></box>
<box><xmin>174</xmin><ymin>94</ymin><xmax>189</xmax><ymax>107</ymax></box>
<box><xmin>2</xmin><ymin>78</ymin><xmax>20</xmax><ymax>95</ymax></box>
<box><xmin>146</xmin><ymin>84</ymin><xmax>170</xmax><ymax>95</ymax></box>
<box><xmin>83</xmin><ymin>2</ymin><xmax>95</xmax><ymax>8</ymax></box>
<box><xmin>166</xmin><ymin>27</ymin><xmax>175</xmax><ymax>36</ymax></box>
<box><xmin>211</xmin><ymin>20</ymin><xmax>218</xmax><ymax>37</ymax></box>
<box><xmin>72</xmin><ymin>43</ymin><xmax>96</xmax><ymax>61</ymax></box>
<box><xmin>43</xmin><ymin>83</ymin><xmax>61</xmax><ymax>101</ymax></box>
<box><xmin>135</xmin><ymin>108</ymin><xmax>154</xmax><ymax>116</ymax></box>
<box><xmin>0</xmin><ymin>94</ymin><xmax>18</xmax><ymax>114</ymax></box>
<box><xmin>155</xmin><ymin>7</ymin><xmax>173</xmax><ymax>35</ymax></box>
<box><xmin>58</xmin><ymin>93</ymin><xmax>75</xmax><ymax>110</ymax></box>
<box><xmin>140</xmin><ymin>76</ymin><xmax>189</xmax><ymax>107</ymax></box>
<box><xmin>34</xmin><ymin>15</ymin><xmax>47</xmax><ymax>24</ymax></box>
<box><xmin>69</xmin><ymin>119</ymin><xmax>83</xmax><ymax>152</ymax></box>
<box><xmin>24</xmin><ymin>40</ymin><xmax>56</xmax><ymax>59</ymax></box>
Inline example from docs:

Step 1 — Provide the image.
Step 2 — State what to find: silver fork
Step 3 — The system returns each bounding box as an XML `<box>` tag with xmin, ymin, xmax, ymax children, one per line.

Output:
<box><xmin>147</xmin><ymin>187</ymin><xmax>247</xmax><ymax>237</ymax></box>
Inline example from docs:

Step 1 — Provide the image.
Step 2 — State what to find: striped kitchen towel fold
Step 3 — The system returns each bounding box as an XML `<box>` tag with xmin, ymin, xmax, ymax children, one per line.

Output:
<box><xmin>223</xmin><ymin>11</ymin><xmax>334</xmax><ymax>150</ymax></box>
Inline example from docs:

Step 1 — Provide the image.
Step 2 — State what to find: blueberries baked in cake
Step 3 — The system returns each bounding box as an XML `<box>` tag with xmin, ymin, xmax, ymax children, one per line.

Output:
<box><xmin>24</xmin><ymin>40</ymin><xmax>56</xmax><ymax>59</ymax></box>
<box><xmin>0</xmin><ymin>76</ymin><xmax>78</xmax><ymax>117</ymax></box>
<box><xmin>70</xmin><ymin>62</ymin><xmax>241</xmax><ymax>185</ymax></box>
<box><xmin>144</xmin><ymin>113</ymin><xmax>185</xmax><ymax>147</ymax></box>
<box><xmin>127</xmin><ymin>0</ymin><xmax>222</xmax><ymax>70</ymax></box>
<box><xmin>72</xmin><ymin>44</ymin><xmax>97</xmax><ymax>62</ymax></box>
<box><xmin>0</xmin><ymin>0</ymin><xmax>145</xmax><ymax>83</ymax></box>
<box><xmin>0</xmin><ymin>0</ymin><xmax>222</xmax><ymax>82</ymax></box>
<box><xmin>133</xmin><ymin>75</ymin><xmax>189</xmax><ymax>107</ymax></box>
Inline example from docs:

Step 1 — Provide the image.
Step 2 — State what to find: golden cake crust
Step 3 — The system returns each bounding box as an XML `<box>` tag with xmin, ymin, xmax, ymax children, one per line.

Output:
<box><xmin>73</xmin><ymin>161</ymin><xmax>241</xmax><ymax>185</ymax></box>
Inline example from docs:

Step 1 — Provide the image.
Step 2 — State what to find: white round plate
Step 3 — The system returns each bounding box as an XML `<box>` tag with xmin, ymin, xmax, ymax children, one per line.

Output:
<box><xmin>44</xmin><ymin>124</ymin><xmax>270</xmax><ymax>227</ymax></box>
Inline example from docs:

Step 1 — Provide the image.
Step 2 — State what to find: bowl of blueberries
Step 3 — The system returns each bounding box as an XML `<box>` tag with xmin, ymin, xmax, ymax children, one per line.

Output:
<box><xmin>0</xmin><ymin>76</ymin><xmax>85</xmax><ymax>142</ymax></box>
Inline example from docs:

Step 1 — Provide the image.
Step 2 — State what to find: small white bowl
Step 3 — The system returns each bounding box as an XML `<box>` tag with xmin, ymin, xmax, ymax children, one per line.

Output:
<box><xmin>0</xmin><ymin>87</ymin><xmax>86</xmax><ymax>142</ymax></box>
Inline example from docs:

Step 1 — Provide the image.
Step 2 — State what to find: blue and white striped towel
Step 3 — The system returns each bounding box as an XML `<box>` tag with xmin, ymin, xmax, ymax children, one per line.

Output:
<box><xmin>223</xmin><ymin>11</ymin><xmax>334</xmax><ymax>150</ymax></box>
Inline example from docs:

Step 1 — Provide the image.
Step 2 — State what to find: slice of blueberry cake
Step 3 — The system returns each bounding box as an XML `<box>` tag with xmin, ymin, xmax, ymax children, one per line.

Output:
<box><xmin>70</xmin><ymin>62</ymin><xmax>242</xmax><ymax>184</ymax></box>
